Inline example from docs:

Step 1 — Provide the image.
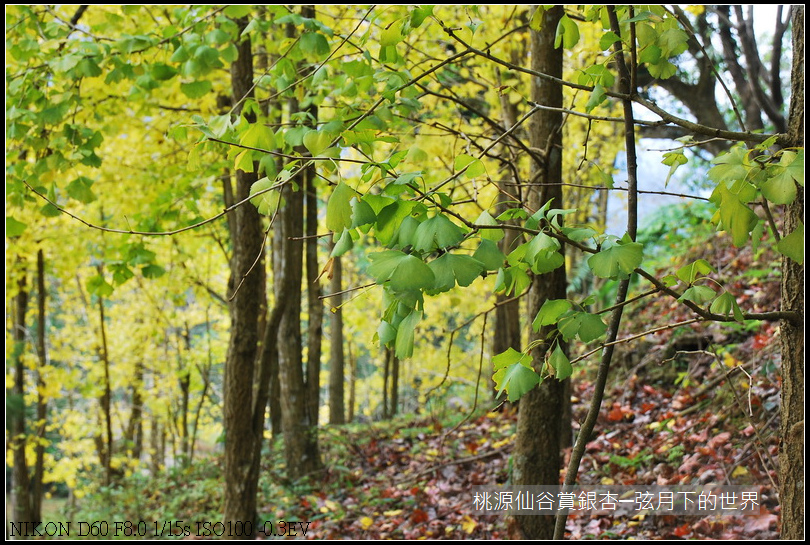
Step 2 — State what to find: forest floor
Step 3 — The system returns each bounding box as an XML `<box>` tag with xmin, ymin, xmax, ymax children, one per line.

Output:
<box><xmin>67</xmin><ymin>319</ymin><xmax>783</xmax><ymax>540</ymax></box>
<box><xmin>71</xmin><ymin>326</ymin><xmax>782</xmax><ymax>540</ymax></box>
<box><xmin>70</xmin><ymin>228</ymin><xmax>784</xmax><ymax>540</ymax></box>
<box><xmin>265</xmin><ymin>339</ymin><xmax>782</xmax><ymax>540</ymax></box>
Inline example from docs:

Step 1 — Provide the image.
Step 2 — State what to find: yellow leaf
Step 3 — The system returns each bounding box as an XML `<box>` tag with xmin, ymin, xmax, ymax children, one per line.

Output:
<box><xmin>601</xmin><ymin>477</ymin><xmax>615</xmax><ymax>485</ymax></box>
<box><xmin>732</xmin><ymin>466</ymin><xmax>749</xmax><ymax>477</ymax></box>
<box><xmin>724</xmin><ymin>353</ymin><xmax>741</xmax><ymax>368</ymax></box>
<box><xmin>360</xmin><ymin>517</ymin><xmax>374</xmax><ymax>529</ymax></box>
<box><xmin>461</xmin><ymin>515</ymin><xmax>477</xmax><ymax>534</ymax></box>
<box><xmin>384</xmin><ymin>509</ymin><xmax>402</xmax><ymax>517</ymax></box>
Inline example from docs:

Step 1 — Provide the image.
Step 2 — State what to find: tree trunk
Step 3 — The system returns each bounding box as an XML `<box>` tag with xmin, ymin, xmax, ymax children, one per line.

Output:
<box><xmin>305</xmin><ymin>157</ymin><xmax>323</xmax><ymax>426</ymax></box>
<box><xmin>348</xmin><ymin>341</ymin><xmax>356</xmax><ymax>423</ymax></box>
<box><xmin>222</xmin><ymin>17</ymin><xmax>266</xmax><ymax>535</ymax></box>
<box><xmin>493</xmin><ymin>83</ymin><xmax>522</xmax><ymax>390</ymax></box>
<box><xmin>273</xmin><ymin>5</ymin><xmax>323</xmax><ymax>481</ymax></box>
<box><xmin>97</xmin><ymin>292</ymin><xmax>113</xmax><ymax>487</ymax></box>
<box><xmin>11</xmin><ymin>263</ymin><xmax>32</xmax><ymax>527</ymax></box>
<box><xmin>32</xmin><ymin>249</ymin><xmax>48</xmax><ymax>522</ymax></box>
<box><xmin>382</xmin><ymin>347</ymin><xmax>391</xmax><ymax>418</ymax></box>
<box><xmin>391</xmin><ymin>351</ymin><xmax>400</xmax><ymax>416</ymax></box>
<box><xmin>125</xmin><ymin>361</ymin><xmax>144</xmax><ymax>462</ymax></box>
<box><xmin>511</xmin><ymin>6</ymin><xmax>567</xmax><ymax>539</ymax></box>
<box><xmin>277</xmin><ymin>165</ymin><xmax>323</xmax><ymax>477</ymax></box>
<box><xmin>329</xmin><ymin>254</ymin><xmax>346</xmax><ymax>425</ymax></box>
<box><xmin>178</xmin><ymin>326</ymin><xmax>191</xmax><ymax>463</ymax></box>
<box><xmin>779</xmin><ymin>6</ymin><xmax>804</xmax><ymax>539</ymax></box>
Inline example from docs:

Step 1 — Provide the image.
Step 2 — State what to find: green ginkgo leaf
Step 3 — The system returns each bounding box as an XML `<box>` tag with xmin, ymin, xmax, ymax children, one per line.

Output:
<box><xmin>587</xmin><ymin>238</ymin><xmax>643</xmax><ymax>279</ymax></box>
<box><xmin>548</xmin><ymin>344</ymin><xmax>572</xmax><ymax>380</ymax></box>
<box><xmin>326</xmin><ymin>181</ymin><xmax>357</xmax><ymax>232</ymax></box>
<box><xmin>777</xmin><ymin>222</ymin><xmax>804</xmax><ymax>264</ymax></box>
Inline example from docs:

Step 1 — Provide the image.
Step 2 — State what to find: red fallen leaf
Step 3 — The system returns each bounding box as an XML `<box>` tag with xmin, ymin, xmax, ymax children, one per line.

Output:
<box><xmin>752</xmin><ymin>333</ymin><xmax>769</xmax><ymax>350</ymax></box>
<box><xmin>679</xmin><ymin>453</ymin><xmax>702</xmax><ymax>474</ymax></box>
<box><xmin>707</xmin><ymin>431</ymin><xmax>731</xmax><ymax>450</ymax></box>
<box><xmin>744</xmin><ymin>514</ymin><xmax>777</xmax><ymax>533</ymax></box>
<box><xmin>410</xmin><ymin>509</ymin><xmax>429</xmax><ymax>524</ymax></box>
<box><xmin>642</xmin><ymin>385</ymin><xmax>658</xmax><ymax>395</ymax></box>
<box><xmin>641</xmin><ymin>402</ymin><xmax>656</xmax><ymax>414</ymax></box>
<box><xmin>673</xmin><ymin>523</ymin><xmax>692</xmax><ymax>537</ymax></box>
<box><xmin>607</xmin><ymin>406</ymin><xmax>625</xmax><ymax>421</ymax></box>
<box><xmin>381</xmin><ymin>487</ymin><xmax>397</xmax><ymax>498</ymax></box>
<box><xmin>688</xmin><ymin>429</ymin><xmax>709</xmax><ymax>444</ymax></box>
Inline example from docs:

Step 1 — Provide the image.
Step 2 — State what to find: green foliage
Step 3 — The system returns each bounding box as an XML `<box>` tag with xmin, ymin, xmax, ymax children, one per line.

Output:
<box><xmin>492</xmin><ymin>348</ymin><xmax>541</xmax><ymax>402</ymax></box>
<box><xmin>588</xmin><ymin>236</ymin><xmax>644</xmax><ymax>280</ymax></box>
<box><xmin>3</xmin><ymin>3</ymin><xmax>801</xmax><ymax>497</ymax></box>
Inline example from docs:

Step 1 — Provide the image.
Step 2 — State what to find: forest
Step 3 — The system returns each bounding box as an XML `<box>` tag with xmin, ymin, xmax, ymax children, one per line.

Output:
<box><xmin>5</xmin><ymin>4</ymin><xmax>804</xmax><ymax>540</ymax></box>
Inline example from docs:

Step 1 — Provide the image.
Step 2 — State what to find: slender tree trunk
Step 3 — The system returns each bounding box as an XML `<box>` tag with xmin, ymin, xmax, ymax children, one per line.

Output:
<box><xmin>11</xmin><ymin>263</ymin><xmax>32</xmax><ymax>527</ymax></box>
<box><xmin>493</xmin><ymin>85</ymin><xmax>522</xmax><ymax>394</ymax></box>
<box><xmin>779</xmin><ymin>6</ymin><xmax>804</xmax><ymax>539</ymax></box>
<box><xmin>329</xmin><ymin>254</ymin><xmax>346</xmax><ymax>424</ymax></box>
<box><xmin>277</xmin><ymin>164</ymin><xmax>322</xmax><ymax>477</ymax></box>
<box><xmin>97</xmin><ymin>293</ymin><xmax>113</xmax><ymax>486</ymax></box>
<box><xmin>32</xmin><ymin>250</ymin><xmax>48</xmax><ymax>522</ymax></box>
<box><xmin>382</xmin><ymin>347</ymin><xmax>391</xmax><ymax>418</ymax></box>
<box><xmin>348</xmin><ymin>341</ymin><xmax>356</xmax><ymax>423</ymax></box>
<box><xmin>125</xmin><ymin>361</ymin><xmax>144</xmax><ymax>461</ymax></box>
<box><xmin>511</xmin><ymin>6</ymin><xmax>567</xmax><ymax>539</ymax></box>
<box><xmin>391</xmin><ymin>351</ymin><xmax>400</xmax><ymax>417</ymax></box>
<box><xmin>181</xmin><ymin>325</ymin><xmax>193</xmax><ymax>462</ymax></box>
<box><xmin>223</xmin><ymin>17</ymin><xmax>266</xmax><ymax>535</ymax></box>
<box><xmin>305</xmin><ymin>156</ymin><xmax>323</xmax><ymax>426</ymax></box>
<box><xmin>273</xmin><ymin>5</ymin><xmax>323</xmax><ymax>481</ymax></box>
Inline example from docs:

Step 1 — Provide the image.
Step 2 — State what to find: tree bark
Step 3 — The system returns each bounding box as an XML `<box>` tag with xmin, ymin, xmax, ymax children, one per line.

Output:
<box><xmin>779</xmin><ymin>7</ymin><xmax>804</xmax><ymax>539</ymax></box>
<box><xmin>222</xmin><ymin>17</ymin><xmax>266</xmax><ymax>536</ymax></box>
<box><xmin>511</xmin><ymin>6</ymin><xmax>567</xmax><ymax>540</ymax></box>
<box><xmin>493</xmin><ymin>83</ymin><xmax>522</xmax><ymax>397</ymax></box>
<box><xmin>32</xmin><ymin>249</ymin><xmax>48</xmax><ymax>522</ymax></box>
<box><xmin>277</xmin><ymin>165</ymin><xmax>323</xmax><ymax>477</ymax></box>
<box><xmin>348</xmin><ymin>340</ymin><xmax>356</xmax><ymax>423</ymax></box>
<box><xmin>11</xmin><ymin>263</ymin><xmax>32</xmax><ymax>527</ymax></box>
<box><xmin>329</xmin><ymin>254</ymin><xmax>346</xmax><ymax>424</ymax></box>
<box><xmin>305</xmin><ymin>153</ymin><xmax>323</xmax><ymax>426</ymax></box>
<box><xmin>382</xmin><ymin>346</ymin><xmax>391</xmax><ymax>418</ymax></box>
<box><xmin>125</xmin><ymin>360</ymin><xmax>144</xmax><ymax>462</ymax></box>
<box><xmin>391</xmin><ymin>350</ymin><xmax>400</xmax><ymax>416</ymax></box>
<box><xmin>97</xmin><ymin>291</ymin><xmax>113</xmax><ymax>487</ymax></box>
<box><xmin>276</xmin><ymin>6</ymin><xmax>323</xmax><ymax>479</ymax></box>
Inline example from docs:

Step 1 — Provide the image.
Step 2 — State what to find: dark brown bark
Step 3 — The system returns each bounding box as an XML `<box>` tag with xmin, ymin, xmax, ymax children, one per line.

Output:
<box><xmin>97</xmin><ymin>291</ymin><xmax>113</xmax><ymax>487</ymax></box>
<box><xmin>779</xmin><ymin>7</ymin><xmax>804</xmax><ymax>539</ymax></box>
<box><xmin>125</xmin><ymin>361</ymin><xmax>144</xmax><ymax>461</ymax></box>
<box><xmin>222</xmin><ymin>17</ymin><xmax>266</xmax><ymax>535</ymax></box>
<box><xmin>511</xmin><ymin>6</ymin><xmax>567</xmax><ymax>540</ymax></box>
<box><xmin>716</xmin><ymin>6</ymin><xmax>764</xmax><ymax>132</ymax></box>
<box><xmin>150</xmin><ymin>416</ymin><xmax>164</xmax><ymax>474</ymax></box>
<box><xmin>11</xmin><ymin>263</ymin><xmax>32</xmax><ymax>528</ymax></box>
<box><xmin>733</xmin><ymin>6</ymin><xmax>787</xmax><ymax>132</ymax></box>
<box><xmin>31</xmin><ymin>250</ymin><xmax>48</xmax><ymax>523</ymax></box>
<box><xmin>273</xmin><ymin>5</ymin><xmax>323</xmax><ymax>481</ymax></box>
<box><xmin>329</xmin><ymin>254</ymin><xmax>346</xmax><ymax>425</ymax></box>
<box><xmin>305</xmin><ymin>158</ymin><xmax>323</xmax><ymax>426</ymax></box>
<box><xmin>178</xmin><ymin>326</ymin><xmax>191</xmax><ymax>462</ymax></box>
<box><xmin>348</xmin><ymin>340</ymin><xmax>356</xmax><ymax>423</ymax></box>
<box><xmin>382</xmin><ymin>347</ymin><xmax>391</xmax><ymax>418</ymax></box>
<box><xmin>493</xmin><ymin>84</ymin><xmax>522</xmax><ymax>396</ymax></box>
<box><xmin>391</xmin><ymin>350</ymin><xmax>400</xmax><ymax>416</ymax></box>
<box><xmin>277</xmin><ymin>165</ymin><xmax>323</xmax><ymax>477</ymax></box>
